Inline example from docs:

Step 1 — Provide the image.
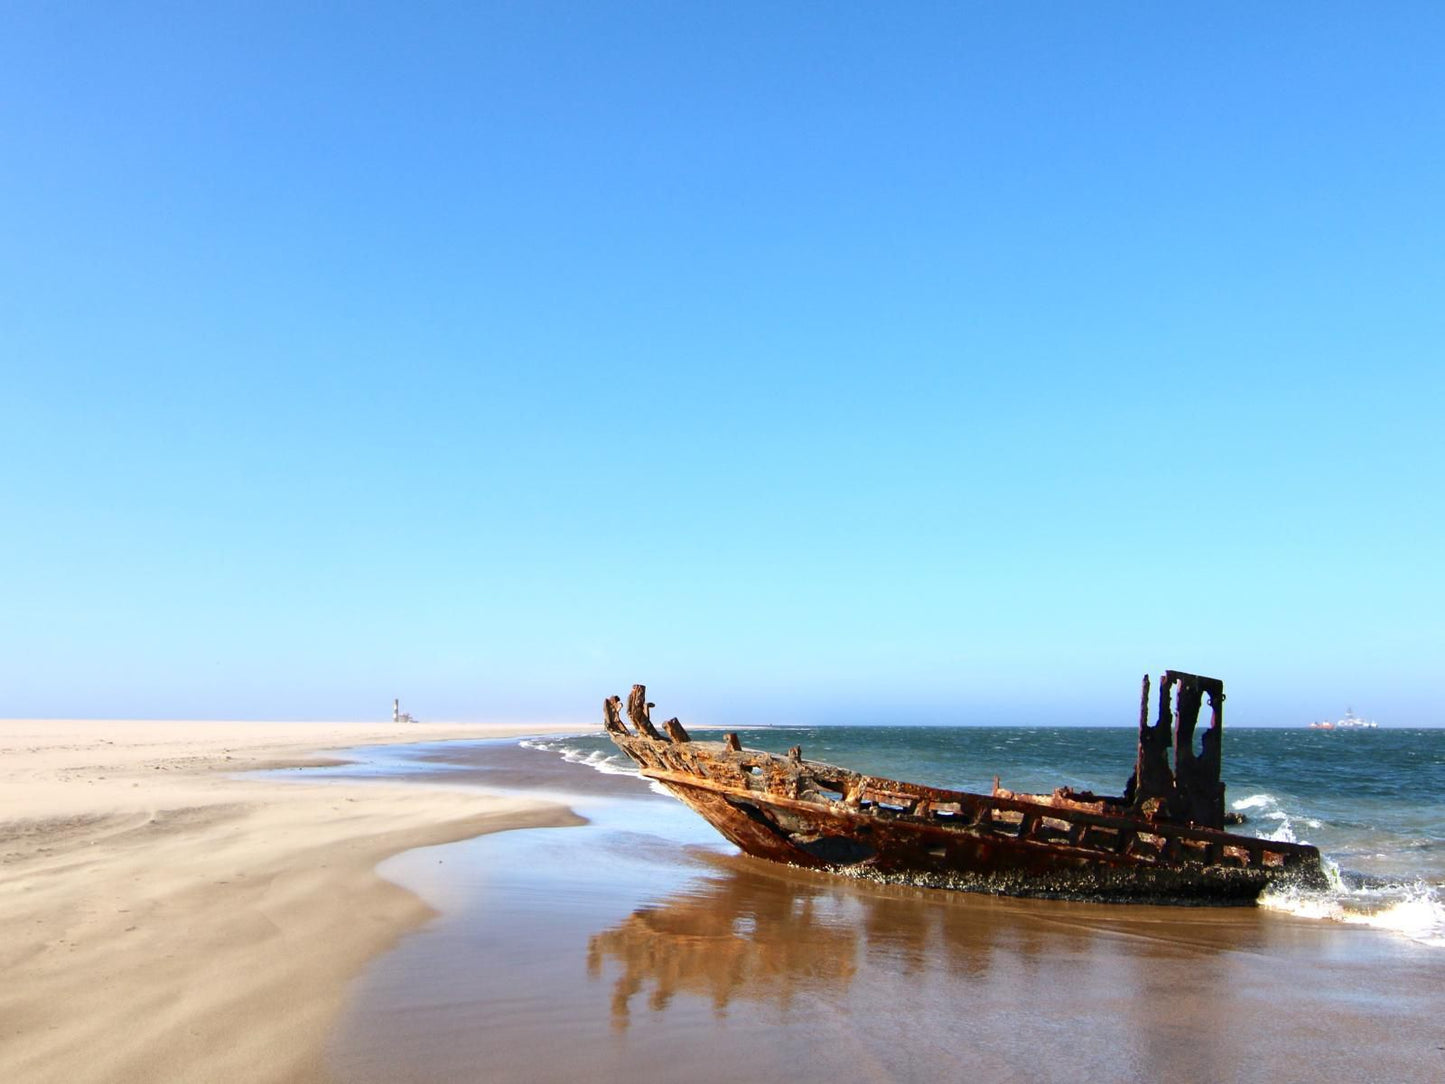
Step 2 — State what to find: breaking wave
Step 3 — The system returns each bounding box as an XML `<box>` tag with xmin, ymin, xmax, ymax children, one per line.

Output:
<box><xmin>1233</xmin><ymin>794</ymin><xmax>1444</xmax><ymax>946</ymax></box>
<box><xmin>521</xmin><ymin>737</ymin><xmax>674</xmax><ymax>799</ymax></box>
<box><xmin>1231</xmin><ymin>793</ymin><xmax>1275</xmax><ymax>811</ymax></box>
<box><xmin>520</xmin><ymin>738</ymin><xmax>635</xmax><ymax>777</ymax></box>
<box><xmin>1260</xmin><ymin>860</ymin><xmax>1445</xmax><ymax>948</ymax></box>
<box><xmin>1230</xmin><ymin>792</ymin><xmax>1321</xmax><ymax>844</ymax></box>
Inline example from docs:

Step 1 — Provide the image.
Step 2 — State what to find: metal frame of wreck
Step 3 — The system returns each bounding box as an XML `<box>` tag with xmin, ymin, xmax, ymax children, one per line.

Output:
<box><xmin>603</xmin><ymin>677</ymin><xmax>1322</xmax><ymax>882</ymax></box>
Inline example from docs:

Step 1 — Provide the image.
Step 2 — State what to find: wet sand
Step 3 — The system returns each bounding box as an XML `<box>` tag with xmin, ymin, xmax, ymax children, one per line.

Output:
<box><xmin>331</xmin><ymin>743</ymin><xmax>1445</xmax><ymax>1084</ymax></box>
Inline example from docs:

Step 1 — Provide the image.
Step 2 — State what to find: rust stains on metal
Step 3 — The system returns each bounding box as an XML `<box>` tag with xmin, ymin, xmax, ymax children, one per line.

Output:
<box><xmin>602</xmin><ymin>675</ymin><xmax>1326</xmax><ymax>904</ymax></box>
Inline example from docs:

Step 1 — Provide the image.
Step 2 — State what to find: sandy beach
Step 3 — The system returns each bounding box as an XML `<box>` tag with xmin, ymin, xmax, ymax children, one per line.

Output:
<box><xmin>0</xmin><ymin>719</ymin><xmax>582</xmax><ymax>1084</ymax></box>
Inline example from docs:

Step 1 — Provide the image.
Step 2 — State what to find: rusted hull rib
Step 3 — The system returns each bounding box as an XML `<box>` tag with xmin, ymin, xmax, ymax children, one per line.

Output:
<box><xmin>603</xmin><ymin>676</ymin><xmax>1326</xmax><ymax>904</ymax></box>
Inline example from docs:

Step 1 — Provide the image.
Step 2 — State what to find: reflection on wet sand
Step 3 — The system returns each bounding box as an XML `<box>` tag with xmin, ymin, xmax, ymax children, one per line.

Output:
<box><xmin>587</xmin><ymin>860</ymin><xmax>860</xmax><ymax>1025</ymax></box>
<box><xmin>580</xmin><ymin>851</ymin><xmax>1443</xmax><ymax>1084</ymax></box>
<box><xmin>586</xmin><ymin>852</ymin><xmax>1149</xmax><ymax>1029</ymax></box>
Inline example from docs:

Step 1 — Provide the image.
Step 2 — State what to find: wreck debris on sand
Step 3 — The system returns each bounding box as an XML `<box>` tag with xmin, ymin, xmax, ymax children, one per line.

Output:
<box><xmin>602</xmin><ymin>671</ymin><xmax>1326</xmax><ymax>904</ymax></box>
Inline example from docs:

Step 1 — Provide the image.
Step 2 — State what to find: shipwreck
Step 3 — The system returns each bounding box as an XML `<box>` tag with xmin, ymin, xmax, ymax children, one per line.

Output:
<box><xmin>603</xmin><ymin>671</ymin><xmax>1325</xmax><ymax>903</ymax></box>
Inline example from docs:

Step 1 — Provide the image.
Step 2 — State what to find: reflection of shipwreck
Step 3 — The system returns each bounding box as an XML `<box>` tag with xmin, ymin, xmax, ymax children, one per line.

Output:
<box><xmin>603</xmin><ymin>672</ymin><xmax>1325</xmax><ymax>903</ymax></box>
<box><xmin>587</xmin><ymin>865</ymin><xmax>858</xmax><ymax>1027</ymax></box>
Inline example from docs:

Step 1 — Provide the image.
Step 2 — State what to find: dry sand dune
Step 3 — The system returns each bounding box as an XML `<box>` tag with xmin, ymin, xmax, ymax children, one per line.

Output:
<box><xmin>0</xmin><ymin>719</ymin><xmax>583</xmax><ymax>1084</ymax></box>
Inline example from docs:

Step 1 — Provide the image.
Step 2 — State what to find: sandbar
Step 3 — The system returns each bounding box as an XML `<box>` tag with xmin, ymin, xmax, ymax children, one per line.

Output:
<box><xmin>0</xmin><ymin>718</ymin><xmax>583</xmax><ymax>1084</ymax></box>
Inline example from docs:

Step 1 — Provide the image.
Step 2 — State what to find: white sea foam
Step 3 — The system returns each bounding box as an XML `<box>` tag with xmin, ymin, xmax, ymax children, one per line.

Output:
<box><xmin>1233</xmin><ymin>793</ymin><xmax>1275</xmax><ymax>811</ymax></box>
<box><xmin>1360</xmin><ymin>895</ymin><xmax>1445</xmax><ymax>947</ymax></box>
<box><xmin>1258</xmin><ymin>802</ymin><xmax>1299</xmax><ymax>843</ymax></box>
<box><xmin>1231</xmin><ymin>792</ymin><xmax>1321</xmax><ymax>841</ymax></box>
<box><xmin>520</xmin><ymin>737</ymin><xmax>659</xmax><ymax>788</ymax></box>
<box><xmin>1260</xmin><ymin>860</ymin><xmax>1445</xmax><ymax>948</ymax></box>
<box><xmin>531</xmin><ymin>741</ymin><xmax>637</xmax><ymax>777</ymax></box>
<box><xmin>517</xmin><ymin>737</ymin><xmax>676</xmax><ymax>803</ymax></box>
<box><xmin>1235</xmin><ymin>794</ymin><xmax>1444</xmax><ymax>946</ymax></box>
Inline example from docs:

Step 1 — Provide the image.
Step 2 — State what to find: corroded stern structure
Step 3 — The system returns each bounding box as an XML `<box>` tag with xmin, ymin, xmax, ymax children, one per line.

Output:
<box><xmin>603</xmin><ymin>672</ymin><xmax>1325</xmax><ymax>904</ymax></box>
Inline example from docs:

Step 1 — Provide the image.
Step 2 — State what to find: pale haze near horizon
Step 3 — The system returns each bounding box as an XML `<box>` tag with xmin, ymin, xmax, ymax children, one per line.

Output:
<box><xmin>3</xmin><ymin>5</ymin><xmax>1441</xmax><ymax>728</ymax></box>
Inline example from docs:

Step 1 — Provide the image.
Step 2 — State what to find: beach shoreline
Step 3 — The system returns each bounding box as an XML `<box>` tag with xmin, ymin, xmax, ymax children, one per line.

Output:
<box><xmin>332</xmin><ymin>739</ymin><xmax>1445</xmax><ymax>1084</ymax></box>
<box><xmin>0</xmin><ymin>719</ymin><xmax>584</xmax><ymax>1084</ymax></box>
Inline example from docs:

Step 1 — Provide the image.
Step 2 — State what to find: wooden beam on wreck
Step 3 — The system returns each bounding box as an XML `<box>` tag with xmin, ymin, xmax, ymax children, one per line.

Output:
<box><xmin>663</xmin><ymin>717</ymin><xmax>691</xmax><ymax>743</ymax></box>
<box><xmin>603</xmin><ymin>695</ymin><xmax>628</xmax><ymax>736</ymax></box>
<box><xmin>627</xmin><ymin>684</ymin><xmax>666</xmax><ymax>740</ymax></box>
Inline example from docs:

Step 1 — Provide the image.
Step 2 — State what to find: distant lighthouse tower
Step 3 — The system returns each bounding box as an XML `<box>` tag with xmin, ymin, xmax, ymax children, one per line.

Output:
<box><xmin>393</xmin><ymin>698</ymin><xmax>400</xmax><ymax>723</ymax></box>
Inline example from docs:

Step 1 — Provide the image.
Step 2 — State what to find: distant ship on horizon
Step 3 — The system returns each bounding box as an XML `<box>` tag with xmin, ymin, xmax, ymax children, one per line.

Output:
<box><xmin>1309</xmin><ymin>707</ymin><xmax>1378</xmax><ymax>731</ymax></box>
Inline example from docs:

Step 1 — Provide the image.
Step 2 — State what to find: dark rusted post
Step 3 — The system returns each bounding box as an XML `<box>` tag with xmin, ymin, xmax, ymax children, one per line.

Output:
<box><xmin>1167</xmin><ymin>670</ymin><xmax>1225</xmax><ymax>829</ymax></box>
<box><xmin>1132</xmin><ymin>672</ymin><xmax>1175</xmax><ymax>815</ymax></box>
<box><xmin>723</xmin><ymin>732</ymin><xmax>741</xmax><ymax>752</ymax></box>
<box><xmin>1130</xmin><ymin>671</ymin><xmax>1227</xmax><ymax>828</ymax></box>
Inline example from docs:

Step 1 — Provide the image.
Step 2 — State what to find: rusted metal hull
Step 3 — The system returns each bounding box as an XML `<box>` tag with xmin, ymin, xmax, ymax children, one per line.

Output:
<box><xmin>641</xmin><ymin>767</ymin><xmax>1301</xmax><ymax>902</ymax></box>
<box><xmin>603</xmin><ymin>677</ymin><xmax>1327</xmax><ymax>905</ymax></box>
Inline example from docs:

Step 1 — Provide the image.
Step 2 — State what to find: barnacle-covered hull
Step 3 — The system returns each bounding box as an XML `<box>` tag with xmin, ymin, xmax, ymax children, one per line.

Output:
<box><xmin>603</xmin><ymin>674</ymin><xmax>1326</xmax><ymax>904</ymax></box>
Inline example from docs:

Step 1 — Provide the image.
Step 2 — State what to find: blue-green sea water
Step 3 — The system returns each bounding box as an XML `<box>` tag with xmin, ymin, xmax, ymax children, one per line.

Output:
<box><xmin>524</xmin><ymin>725</ymin><xmax>1445</xmax><ymax>945</ymax></box>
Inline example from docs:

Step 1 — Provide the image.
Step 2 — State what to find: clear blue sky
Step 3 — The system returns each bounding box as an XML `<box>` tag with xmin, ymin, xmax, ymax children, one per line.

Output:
<box><xmin>3</xmin><ymin>4</ymin><xmax>1441</xmax><ymax>726</ymax></box>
